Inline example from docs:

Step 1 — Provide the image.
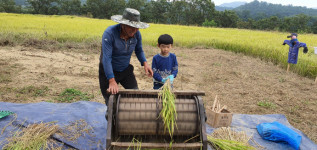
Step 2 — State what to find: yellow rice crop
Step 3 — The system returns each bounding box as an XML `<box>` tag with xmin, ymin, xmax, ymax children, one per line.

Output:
<box><xmin>0</xmin><ymin>13</ymin><xmax>316</xmax><ymax>78</ymax></box>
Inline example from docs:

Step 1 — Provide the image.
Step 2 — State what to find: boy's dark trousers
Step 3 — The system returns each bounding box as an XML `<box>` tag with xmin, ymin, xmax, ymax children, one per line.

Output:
<box><xmin>153</xmin><ymin>82</ymin><xmax>164</xmax><ymax>89</ymax></box>
<box><xmin>99</xmin><ymin>63</ymin><xmax>138</xmax><ymax>105</ymax></box>
<box><xmin>153</xmin><ymin>82</ymin><xmax>174</xmax><ymax>90</ymax></box>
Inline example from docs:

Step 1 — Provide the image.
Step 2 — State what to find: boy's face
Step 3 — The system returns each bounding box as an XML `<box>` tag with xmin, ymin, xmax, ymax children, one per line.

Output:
<box><xmin>158</xmin><ymin>44</ymin><xmax>172</xmax><ymax>56</ymax></box>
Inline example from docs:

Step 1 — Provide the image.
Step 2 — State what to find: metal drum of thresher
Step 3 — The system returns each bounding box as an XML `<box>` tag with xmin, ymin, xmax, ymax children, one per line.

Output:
<box><xmin>106</xmin><ymin>90</ymin><xmax>207</xmax><ymax>150</ymax></box>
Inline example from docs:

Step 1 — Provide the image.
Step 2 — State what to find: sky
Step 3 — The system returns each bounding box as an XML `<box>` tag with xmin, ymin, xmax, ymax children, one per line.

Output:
<box><xmin>212</xmin><ymin>0</ymin><xmax>317</xmax><ymax>9</ymax></box>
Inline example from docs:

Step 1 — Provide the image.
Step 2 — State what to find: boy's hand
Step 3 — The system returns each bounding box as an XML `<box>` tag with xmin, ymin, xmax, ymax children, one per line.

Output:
<box><xmin>143</xmin><ymin>62</ymin><xmax>153</xmax><ymax>77</ymax></box>
<box><xmin>162</xmin><ymin>78</ymin><xmax>168</xmax><ymax>83</ymax></box>
<box><xmin>167</xmin><ymin>75</ymin><xmax>174</xmax><ymax>84</ymax></box>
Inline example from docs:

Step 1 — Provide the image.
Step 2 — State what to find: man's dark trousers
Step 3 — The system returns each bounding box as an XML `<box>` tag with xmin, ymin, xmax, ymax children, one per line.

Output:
<box><xmin>99</xmin><ymin>63</ymin><xmax>138</xmax><ymax>105</ymax></box>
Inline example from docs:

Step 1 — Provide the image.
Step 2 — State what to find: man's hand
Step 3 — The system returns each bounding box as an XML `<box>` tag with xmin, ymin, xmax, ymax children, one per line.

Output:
<box><xmin>107</xmin><ymin>78</ymin><xmax>118</xmax><ymax>94</ymax></box>
<box><xmin>282</xmin><ymin>43</ymin><xmax>286</xmax><ymax>45</ymax></box>
<box><xmin>143</xmin><ymin>62</ymin><xmax>153</xmax><ymax>77</ymax></box>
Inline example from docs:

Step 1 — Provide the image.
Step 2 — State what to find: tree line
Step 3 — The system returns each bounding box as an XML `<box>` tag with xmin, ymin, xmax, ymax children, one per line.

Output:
<box><xmin>235</xmin><ymin>0</ymin><xmax>317</xmax><ymax>20</ymax></box>
<box><xmin>1</xmin><ymin>0</ymin><xmax>317</xmax><ymax>34</ymax></box>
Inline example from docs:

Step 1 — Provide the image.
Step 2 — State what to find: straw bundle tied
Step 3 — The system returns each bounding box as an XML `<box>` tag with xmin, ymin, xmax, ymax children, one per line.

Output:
<box><xmin>159</xmin><ymin>79</ymin><xmax>177</xmax><ymax>138</ymax></box>
<box><xmin>207</xmin><ymin>127</ymin><xmax>264</xmax><ymax>150</ymax></box>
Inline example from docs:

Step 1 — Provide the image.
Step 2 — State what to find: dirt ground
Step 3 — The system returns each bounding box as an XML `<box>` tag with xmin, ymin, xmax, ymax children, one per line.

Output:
<box><xmin>0</xmin><ymin>45</ymin><xmax>316</xmax><ymax>143</ymax></box>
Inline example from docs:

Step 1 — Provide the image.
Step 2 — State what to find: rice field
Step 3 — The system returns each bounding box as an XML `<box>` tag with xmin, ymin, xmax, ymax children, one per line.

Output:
<box><xmin>0</xmin><ymin>13</ymin><xmax>316</xmax><ymax>78</ymax></box>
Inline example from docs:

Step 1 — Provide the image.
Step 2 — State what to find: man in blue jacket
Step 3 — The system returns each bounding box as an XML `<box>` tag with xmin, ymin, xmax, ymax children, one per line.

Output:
<box><xmin>99</xmin><ymin>8</ymin><xmax>153</xmax><ymax>105</ymax></box>
<box><xmin>283</xmin><ymin>33</ymin><xmax>308</xmax><ymax>72</ymax></box>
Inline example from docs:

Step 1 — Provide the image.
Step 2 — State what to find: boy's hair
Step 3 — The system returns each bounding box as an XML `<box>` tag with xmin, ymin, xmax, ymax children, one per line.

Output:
<box><xmin>158</xmin><ymin>34</ymin><xmax>173</xmax><ymax>45</ymax></box>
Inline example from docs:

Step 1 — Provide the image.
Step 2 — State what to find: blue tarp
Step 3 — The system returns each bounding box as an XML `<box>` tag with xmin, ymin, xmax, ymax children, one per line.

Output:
<box><xmin>0</xmin><ymin>101</ymin><xmax>316</xmax><ymax>150</ymax></box>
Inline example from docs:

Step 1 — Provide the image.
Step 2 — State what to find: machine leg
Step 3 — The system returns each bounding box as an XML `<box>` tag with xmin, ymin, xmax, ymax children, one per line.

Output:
<box><xmin>106</xmin><ymin>95</ymin><xmax>114</xmax><ymax>150</ymax></box>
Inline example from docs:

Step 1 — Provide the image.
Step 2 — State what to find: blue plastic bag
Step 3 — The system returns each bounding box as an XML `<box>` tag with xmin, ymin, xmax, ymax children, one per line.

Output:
<box><xmin>257</xmin><ymin>121</ymin><xmax>302</xmax><ymax>150</ymax></box>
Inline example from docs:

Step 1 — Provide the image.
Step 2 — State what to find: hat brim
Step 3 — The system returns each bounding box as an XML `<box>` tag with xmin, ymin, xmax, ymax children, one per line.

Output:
<box><xmin>111</xmin><ymin>15</ymin><xmax>149</xmax><ymax>29</ymax></box>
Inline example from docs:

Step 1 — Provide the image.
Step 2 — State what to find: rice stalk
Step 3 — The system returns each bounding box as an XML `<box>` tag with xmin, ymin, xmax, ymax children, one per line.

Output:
<box><xmin>207</xmin><ymin>127</ymin><xmax>264</xmax><ymax>150</ymax></box>
<box><xmin>158</xmin><ymin>79</ymin><xmax>177</xmax><ymax>138</ymax></box>
<box><xmin>127</xmin><ymin>137</ymin><xmax>142</xmax><ymax>150</ymax></box>
<box><xmin>207</xmin><ymin>136</ymin><xmax>255</xmax><ymax>150</ymax></box>
<box><xmin>3</xmin><ymin>122</ymin><xmax>62</xmax><ymax>150</ymax></box>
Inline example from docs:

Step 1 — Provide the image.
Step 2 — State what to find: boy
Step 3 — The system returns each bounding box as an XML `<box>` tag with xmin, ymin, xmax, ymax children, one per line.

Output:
<box><xmin>152</xmin><ymin>34</ymin><xmax>178</xmax><ymax>89</ymax></box>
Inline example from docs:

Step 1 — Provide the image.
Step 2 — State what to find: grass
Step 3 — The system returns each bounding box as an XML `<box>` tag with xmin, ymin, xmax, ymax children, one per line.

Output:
<box><xmin>278</xmin><ymin>77</ymin><xmax>286</xmax><ymax>83</ymax></box>
<box><xmin>0</xmin><ymin>13</ymin><xmax>317</xmax><ymax>78</ymax></box>
<box><xmin>257</xmin><ymin>100</ymin><xmax>277</xmax><ymax>109</ymax></box>
<box><xmin>0</xmin><ymin>59</ymin><xmax>18</xmax><ymax>84</ymax></box>
<box><xmin>58</xmin><ymin>88</ymin><xmax>93</xmax><ymax>102</ymax></box>
<box><xmin>18</xmin><ymin>86</ymin><xmax>49</xmax><ymax>97</ymax></box>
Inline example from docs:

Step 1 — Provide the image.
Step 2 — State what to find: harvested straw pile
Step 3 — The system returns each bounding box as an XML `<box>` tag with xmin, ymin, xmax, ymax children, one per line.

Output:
<box><xmin>2</xmin><ymin>119</ymin><xmax>94</xmax><ymax>150</ymax></box>
<box><xmin>207</xmin><ymin>127</ymin><xmax>263</xmax><ymax>150</ymax></box>
<box><xmin>3</xmin><ymin>122</ymin><xmax>62</xmax><ymax>150</ymax></box>
<box><xmin>58</xmin><ymin>119</ymin><xmax>94</xmax><ymax>143</ymax></box>
<box><xmin>159</xmin><ymin>79</ymin><xmax>177</xmax><ymax>138</ymax></box>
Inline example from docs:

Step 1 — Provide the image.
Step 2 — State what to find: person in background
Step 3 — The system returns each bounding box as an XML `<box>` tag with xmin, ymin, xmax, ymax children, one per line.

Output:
<box><xmin>152</xmin><ymin>34</ymin><xmax>178</xmax><ymax>89</ymax></box>
<box><xmin>99</xmin><ymin>8</ymin><xmax>153</xmax><ymax>105</ymax></box>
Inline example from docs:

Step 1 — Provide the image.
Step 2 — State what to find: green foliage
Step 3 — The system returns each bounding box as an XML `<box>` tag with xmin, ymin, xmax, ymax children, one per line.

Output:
<box><xmin>0</xmin><ymin>0</ymin><xmax>17</xmax><ymax>12</ymax></box>
<box><xmin>26</xmin><ymin>0</ymin><xmax>59</xmax><ymax>15</ymax></box>
<box><xmin>126</xmin><ymin>0</ymin><xmax>147</xmax><ymax>13</ymax></box>
<box><xmin>58</xmin><ymin>88</ymin><xmax>93</xmax><ymax>102</ymax></box>
<box><xmin>202</xmin><ymin>19</ymin><xmax>217</xmax><ymax>27</ymax></box>
<box><xmin>257</xmin><ymin>100</ymin><xmax>276</xmax><ymax>109</ymax></box>
<box><xmin>312</xmin><ymin>21</ymin><xmax>317</xmax><ymax>34</ymax></box>
<box><xmin>214</xmin><ymin>10</ymin><xmax>239</xmax><ymax>28</ymax></box>
<box><xmin>237</xmin><ymin>13</ymin><xmax>312</xmax><ymax>33</ymax></box>
<box><xmin>59</xmin><ymin>0</ymin><xmax>81</xmax><ymax>15</ymax></box>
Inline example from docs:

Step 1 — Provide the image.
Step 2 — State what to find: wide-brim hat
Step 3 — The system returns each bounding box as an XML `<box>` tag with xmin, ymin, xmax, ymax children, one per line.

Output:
<box><xmin>111</xmin><ymin>8</ymin><xmax>149</xmax><ymax>29</ymax></box>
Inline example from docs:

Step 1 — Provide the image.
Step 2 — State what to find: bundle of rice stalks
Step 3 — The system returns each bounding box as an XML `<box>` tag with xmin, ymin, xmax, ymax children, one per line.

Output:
<box><xmin>158</xmin><ymin>79</ymin><xmax>177</xmax><ymax>138</ymax></box>
<box><xmin>207</xmin><ymin>127</ymin><xmax>263</xmax><ymax>150</ymax></box>
<box><xmin>3</xmin><ymin>122</ymin><xmax>61</xmax><ymax>150</ymax></box>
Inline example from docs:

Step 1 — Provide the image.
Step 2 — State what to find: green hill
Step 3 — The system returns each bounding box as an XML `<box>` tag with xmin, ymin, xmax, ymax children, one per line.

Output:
<box><xmin>234</xmin><ymin>0</ymin><xmax>317</xmax><ymax>20</ymax></box>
